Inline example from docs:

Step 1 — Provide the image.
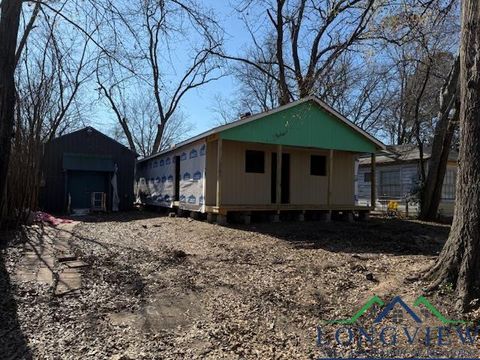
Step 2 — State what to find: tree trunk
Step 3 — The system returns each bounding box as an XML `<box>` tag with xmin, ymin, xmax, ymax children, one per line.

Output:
<box><xmin>419</xmin><ymin>57</ymin><xmax>460</xmax><ymax>220</ymax></box>
<box><xmin>413</xmin><ymin>61</ymin><xmax>432</xmax><ymax>187</ymax></box>
<box><xmin>151</xmin><ymin>122</ymin><xmax>165</xmax><ymax>155</ymax></box>
<box><xmin>426</xmin><ymin>0</ymin><xmax>480</xmax><ymax>312</ymax></box>
<box><xmin>426</xmin><ymin>112</ymin><xmax>458</xmax><ymax>218</ymax></box>
<box><xmin>0</xmin><ymin>0</ymin><xmax>22</xmax><ymax>224</ymax></box>
<box><xmin>270</xmin><ymin>1</ymin><xmax>290</xmax><ymax>106</ymax></box>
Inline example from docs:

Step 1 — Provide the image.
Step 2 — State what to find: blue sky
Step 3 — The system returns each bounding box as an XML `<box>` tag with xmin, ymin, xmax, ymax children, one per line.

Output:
<box><xmin>180</xmin><ymin>1</ymin><xmax>246</xmax><ymax>130</ymax></box>
<box><xmin>90</xmin><ymin>1</ymin><xmax>254</xmax><ymax>138</ymax></box>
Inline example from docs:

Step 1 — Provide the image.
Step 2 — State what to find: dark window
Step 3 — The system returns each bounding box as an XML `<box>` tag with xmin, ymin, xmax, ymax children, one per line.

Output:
<box><xmin>364</xmin><ymin>172</ymin><xmax>371</xmax><ymax>182</ymax></box>
<box><xmin>245</xmin><ymin>150</ymin><xmax>265</xmax><ymax>173</ymax></box>
<box><xmin>310</xmin><ymin>155</ymin><xmax>327</xmax><ymax>176</ymax></box>
<box><xmin>379</xmin><ymin>170</ymin><xmax>401</xmax><ymax>198</ymax></box>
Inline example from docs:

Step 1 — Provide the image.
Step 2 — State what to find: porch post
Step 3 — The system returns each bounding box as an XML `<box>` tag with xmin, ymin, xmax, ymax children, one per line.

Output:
<box><xmin>327</xmin><ymin>149</ymin><xmax>334</xmax><ymax>206</ymax></box>
<box><xmin>371</xmin><ymin>153</ymin><xmax>376</xmax><ymax>209</ymax></box>
<box><xmin>216</xmin><ymin>138</ymin><xmax>222</xmax><ymax>208</ymax></box>
<box><xmin>276</xmin><ymin>144</ymin><xmax>282</xmax><ymax>211</ymax></box>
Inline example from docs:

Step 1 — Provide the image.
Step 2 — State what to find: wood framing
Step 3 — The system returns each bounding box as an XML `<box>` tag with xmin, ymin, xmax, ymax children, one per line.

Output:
<box><xmin>327</xmin><ymin>149</ymin><xmax>334</xmax><ymax>206</ymax></box>
<box><xmin>205</xmin><ymin>204</ymin><xmax>371</xmax><ymax>214</ymax></box>
<box><xmin>371</xmin><ymin>153</ymin><xmax>376</xmax><ymax>209</ymax></box>
<box><xmin>216</xmin><ymin>138</ymin><xmax>222</xmax><ymax>208</ymax></box>
<box><xmin>276</xmin><ymin>144</ymin><xmax>282</xmax><ymax>211</ymax></box>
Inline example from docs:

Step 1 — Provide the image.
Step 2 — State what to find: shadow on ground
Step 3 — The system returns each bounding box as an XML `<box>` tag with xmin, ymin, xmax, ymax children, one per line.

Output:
<box><xmin>229</xmin><ymin>216</ymin><xmax>450</xmax><ymax>256</ymax></box>
<box><xmin>64</xmin><ymin>209</ymin><xmax>161</xmax><ymax>224</ymax></box>
<box><xmin>59</xmin><ymin>210</ymin><xmax>449</xmax><ymax>257</ymax></box>
<box><xmin>0</xmin><ymin>234</ymin><xmax>32</xmax><ymax>359</ymax></box>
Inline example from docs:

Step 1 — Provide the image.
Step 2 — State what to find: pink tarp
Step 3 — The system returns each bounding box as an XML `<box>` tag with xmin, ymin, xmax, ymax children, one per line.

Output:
<box><xmin>34</xmin><ymin>211</ymin><xmax>73</xmax><ymax>226</ymax></box>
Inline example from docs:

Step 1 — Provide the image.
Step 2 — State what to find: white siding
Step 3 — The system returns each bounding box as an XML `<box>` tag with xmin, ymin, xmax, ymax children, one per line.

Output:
<box><xmin>358</xmin><ymin>161</ymin><xmax>457</xmax><ymax>216</ymax></box>
<box><xmin>358</xmin><ymin>163</ymin><xmax>420</xmax><ymax>201</ymax></box>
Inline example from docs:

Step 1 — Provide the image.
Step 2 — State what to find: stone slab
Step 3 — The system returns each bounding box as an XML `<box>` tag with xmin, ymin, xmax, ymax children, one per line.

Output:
<box><xmin>65</xmin><ymin>260</ymin><xmax>89</xmax><ymax>268</ymax></box>
<box><xmin>36</xmin><ymin>267</ymin><xmax>54</xmax><ymax>285</ymax></box>
<box><xmin>55</xmin><ymin>268</ymin><xmax>82</xmax><ymax>296</ymax></box>
<box><xmin>14</xmin><ymin>270</ymin><xmax>37</xmax><ymax>282</ymax></box>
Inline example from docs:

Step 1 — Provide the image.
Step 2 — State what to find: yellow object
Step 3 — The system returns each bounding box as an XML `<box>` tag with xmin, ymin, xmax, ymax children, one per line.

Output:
<box><xmin>387</xmin><ymin>200</ymin><xmax>398</xmax><ymax>211</ymax></box>
<box><xmin>387</xmin><ymin>200</ymin><xmax>398</xmax><ymax>216</ymax></box>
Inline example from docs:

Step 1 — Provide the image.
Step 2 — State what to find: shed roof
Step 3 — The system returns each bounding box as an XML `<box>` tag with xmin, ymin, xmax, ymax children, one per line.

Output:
<box><xmin>139</xmin><ymin>97</ymin><xmax>385</xmax><ymax>163</ymax></box>
<box><xmin>50</xmin><ymin>126</ymin><xmax>138</xmax><ymax>156</ymax></box>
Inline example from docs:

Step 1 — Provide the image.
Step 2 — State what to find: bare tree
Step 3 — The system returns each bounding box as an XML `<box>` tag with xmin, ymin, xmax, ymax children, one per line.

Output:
<box><xmin>4</xmin><ymin>3</ymin><xmax>97</xmax><ymax>225</ymax></box>
<box><xmin>233</xmin><ymin>44</ymin><xmax>279</xmax><ymax>113</ymax></box>
<box><xmin>95</xmin><ymin>56</ymin><xmax>137</xmax><ymax>153</ymax></box>
<box><xmin>426</xmin><ymin>0</ymin><xmax>480</xmax><ymax>311</ymax></box>
<box><xmin>214</xmin><ymin>0</ymin><xmax>377</xmax><ymax>106</ymax></box>
<box><xmin>317</xmin><ymin>53</ymin><xmax>392</xmax><ymax>133</ymax></box>
<box><xmin>0</xmin><ymin>0</ymin><xmax>24</xmax><ymax>221</ymax></box>
<box><xmin>109</xmin><ymin>92</ymin><xmax>193</xmax><ymax>156</ymax></box>
<box><xmin>98</xmin><ymin>0</ymin><xmax>223</xmax><ymax>155</ymax></box>
<box><xmin>217</xmin><ymin>0</ymin><xmax>457</xmax><ymax>138</ymax></box>
<box><xmin>385</xmin><ymin>3</ymin><xmax>459</xmax><ymax>213</ymax></box>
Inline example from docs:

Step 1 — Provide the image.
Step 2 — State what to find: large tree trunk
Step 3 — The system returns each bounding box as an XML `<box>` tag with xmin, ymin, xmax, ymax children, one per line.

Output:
<box><xmin>420</xmin><ymin>57</ymin><xmax>460</xmax><ymax>220</ymax></box>
<box><xmin>426</xmin><ymin>0</ymin><xmax>480</xmax><ymax>312</ymax></box>
<box><xmin>151</xmin><ymin>122</ymin><xmax>165</xmax><ymax>155</ymax></box>
<box><xmin>0</xmin><ymin>0</ymin><xmax>22</xmax><ymax>224</ymax></box>
<box><xmin>423</xmin><ymin>109</ymin><xmax>458</xmax><ymax>219</ymax></box>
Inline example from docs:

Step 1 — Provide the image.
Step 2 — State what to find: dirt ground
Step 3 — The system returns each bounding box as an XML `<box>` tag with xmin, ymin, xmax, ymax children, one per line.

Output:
<box><xmin>1</xmin><ymin>211</ymin><xmax>472</xmax><ymax>359</ymax></box>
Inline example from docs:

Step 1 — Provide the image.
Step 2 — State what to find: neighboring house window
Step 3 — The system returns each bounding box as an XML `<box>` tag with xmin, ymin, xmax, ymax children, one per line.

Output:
<box><xmin>245</xmin><ymin>150</ymin><xmax>265</xmax><ymax>173</ymax></box>
<box><xmin>442</xmin><ymin>169</ymin><xmax>456</xmax><ymax>200</ymax></box>
<box><xmin>379</xmin><ymin>170</ymin><xmax>401</xmax><ymax>198</ymax></box>
<box><xmin>310</xmin><ymin>155</ymin><xmax>327</xmax><ymax>176</ymax></box>
<box><xmin>364</xmin><ymin>172</ymin><xmax>371</xmax><ymax>182</ymax></box>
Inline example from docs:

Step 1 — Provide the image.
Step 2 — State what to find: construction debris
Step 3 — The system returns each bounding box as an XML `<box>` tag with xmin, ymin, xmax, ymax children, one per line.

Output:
<box><xmin>33</xmin><ymin>211</ymin><xmax>73</xmax><ymax>227</ymax></box>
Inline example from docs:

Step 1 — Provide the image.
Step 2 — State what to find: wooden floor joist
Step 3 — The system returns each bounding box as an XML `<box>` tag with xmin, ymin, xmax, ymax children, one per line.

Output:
<box><xmin>204</xmin><ymin>204</ymin><xmax>371</xmax><ymax>214</ymax></box>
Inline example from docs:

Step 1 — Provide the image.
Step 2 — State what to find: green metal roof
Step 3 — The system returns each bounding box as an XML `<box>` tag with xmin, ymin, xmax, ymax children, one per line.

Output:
<box><xmin>138</xmin><ymin>97</ymin><xmax>384</xmax><ymax>163</ymax></box>
<box><xmin>219</xmin><ymin>100</ymin><xmax>378</xmax><ymax>153</ymax></box>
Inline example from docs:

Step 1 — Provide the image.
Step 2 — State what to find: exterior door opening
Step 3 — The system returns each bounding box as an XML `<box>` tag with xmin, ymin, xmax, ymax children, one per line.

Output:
<box><xmin>271</xmin><ymin>152</ymin><xmax>290</xmax><ymax>204</ymax></box>
<box><xmin>67</xmin><ymin>170</ymin><xmax>108</xmax><ymax>210</ymax></box>
<box><xmin>174</xmin><ymin>156</ymin><xmax>181</xmax><ymax>201</ymax></box>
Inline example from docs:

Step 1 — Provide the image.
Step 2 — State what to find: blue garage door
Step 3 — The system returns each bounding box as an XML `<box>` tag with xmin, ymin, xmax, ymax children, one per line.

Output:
<box><xmin>68</xmin><ymin>171</ymin><xmax>108</xmax><ymax>209</ymax></box>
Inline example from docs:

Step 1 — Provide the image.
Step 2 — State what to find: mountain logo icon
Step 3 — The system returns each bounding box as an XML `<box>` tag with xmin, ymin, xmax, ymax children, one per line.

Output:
<box><xmin>328</xmin><ymin>295</ymin><xmax>465</xmax><ymax>325</ymax></box>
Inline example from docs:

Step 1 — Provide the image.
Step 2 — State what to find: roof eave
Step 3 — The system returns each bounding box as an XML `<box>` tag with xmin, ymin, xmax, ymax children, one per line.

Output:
<box><xmin>137</xmin><ymin>96</ymin><xmax>386</xmax><ymax>162</ymax></box>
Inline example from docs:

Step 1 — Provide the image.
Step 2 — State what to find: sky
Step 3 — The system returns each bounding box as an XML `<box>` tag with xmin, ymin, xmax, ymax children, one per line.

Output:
<box><xmin>90</xmin><ymin>1</ymin><xmax>254</xmax><ymax>139</ymax></box>
<box><xmin>23</xmin><ymin>0</ymin><xmax>460</xmax><ymax>147</ymax></box>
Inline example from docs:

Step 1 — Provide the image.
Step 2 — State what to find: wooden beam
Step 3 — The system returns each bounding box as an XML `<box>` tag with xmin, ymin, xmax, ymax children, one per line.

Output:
<box><xmin>206</xmin><ymin>133</ymin><xmax>219</xmax><ymax>142</ymax></box>
<box><xmin>327</xmin><ymin>149</ymin><xmax>334</xmax><ymax>206</ymax></box>
<box><xmin>371</xmin><ymin>153</ymin><xmax>376</xmax><ymax>210</ymax></box>
<box><xmin>216</xmin><ymin>138</ymin><xmax>222</xmax><ymax>208</ymax></box>
<box><xmin>276</xmin><ymin>144</ymin><xmax>282</xmax><ymax>211</ymax></box>
<box><xmin>204</xmin><ymin>204</ymin><xmax>372</xmax><ymax>213</ymax></box>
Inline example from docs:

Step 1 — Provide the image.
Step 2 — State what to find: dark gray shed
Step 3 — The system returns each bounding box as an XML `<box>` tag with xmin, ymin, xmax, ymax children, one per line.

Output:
<box><xmin>40</xmin><ymin>127</ymin><xmax>137</xmax><ymax>213</ymax></box>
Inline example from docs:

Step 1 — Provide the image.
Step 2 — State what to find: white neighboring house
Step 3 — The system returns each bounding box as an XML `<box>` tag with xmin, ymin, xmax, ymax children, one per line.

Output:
<box><xmin>357</xmin><ymin>144</ymin><xmax>458</xmax><ymax>216</ymax></box>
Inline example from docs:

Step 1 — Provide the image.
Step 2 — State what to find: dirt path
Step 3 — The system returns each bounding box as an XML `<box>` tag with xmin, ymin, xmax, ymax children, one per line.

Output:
<box><xmin>2</xmin><ymin>212</ymin><xmax>455</xmax><ymax>359</ymax></box>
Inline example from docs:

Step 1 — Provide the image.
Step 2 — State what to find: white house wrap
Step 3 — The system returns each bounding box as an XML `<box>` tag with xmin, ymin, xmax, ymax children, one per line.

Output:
<box><xmin>178</xmin><ymin>142</ymin><xmax>206</xmax><ymax>212</ymax></box>
<box><xmin>137</xmin><ymin>141</ymin><xmax>206</xmax><ymax>212</ymax></box>
<box><xmin>143</xmin><ymin>154</ymin><xmax>176</xmax><ymax>207</ymax></box>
